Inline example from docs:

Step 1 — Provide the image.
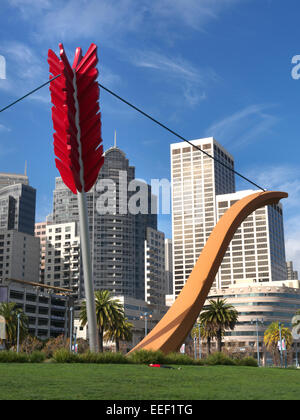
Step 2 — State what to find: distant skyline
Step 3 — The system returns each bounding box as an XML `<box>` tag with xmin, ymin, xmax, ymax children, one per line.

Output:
<box><xmin>1</xmin><ymin>1</ymin><xmax>300</xmax><ymax>271</ymax></box>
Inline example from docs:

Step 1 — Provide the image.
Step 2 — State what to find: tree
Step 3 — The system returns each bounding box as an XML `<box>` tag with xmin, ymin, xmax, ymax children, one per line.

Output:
<box><xmin>42</xmin><ymin>335</ymin><xmax>69</xmax><ymax>359</ymax></box>
<box><xmin>191</xmin><ymin>322</ymin><xmax>216</xmax><ymax>355</ymax></box>
<box><xmin>80</xmin><ymin>290</ymin><xmax>124</xmax><ymax>352</ymax></box>
<box><xmin>19</xmin><ymin>335</ymin><xmax>44</xmax><ymax>354</ymax></box>
<box><xmin>104</xmin><ymin>317</ymin><xmax>133</xmax><ymax>352</ymax></box>
<box><xmin>200</xmin><ymin>298</ymin><xmax>239</xmax><ymax>353</ymax></box>
<box><xmin>264</xmin><ymin>322</ymin><xmax>293</xmax><ymax>365</ymax></box>
<box><xmin>0</xmin><ymin>302</ymin><xmax>28</xmax><ymax>349</ymax></box>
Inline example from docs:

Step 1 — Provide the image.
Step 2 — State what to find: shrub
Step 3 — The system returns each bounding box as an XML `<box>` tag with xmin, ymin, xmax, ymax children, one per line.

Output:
<box><xmin>164</xmin><ymin>352</ymin><xmax>197</xmax><ymax>365</ymax></box>
<box><xmin>205</xmin><ymin>352</ymin><xmax>236</xmax><ymax>366</ymax></box>
<box><xmin>53</xmin><ymin>349</ymin><xmax>79</xmax><ymax>363</ymax></box>
<box><xmin>29</xmin><ymin>351</ymin><xmax>46</xmax><ymax>363</ymax></box>
<box><xmin>234</xmin><ymin>357</ymin><xmax>258</xmax><ymax>367</ymax></box>
<box><xmin>79</xmin><ymin>351</ymin><xmax>128</xmax><ymax>364</ymax></box>
<box><xmin>76</xmin><ymin>338</ymin><xmax>90</xmax><ymax>354</ymax></box>
<box><xmin>19</xmin><ymin>336</ymin><xmax>44</xmax><ymax>354</ymax></box>
<box><xmin>42</xmin><ymin>335</ymin><xmax>70</xmax><ymax>359</ymax></box>
<box><xmin>0</xmin><ymin>351</ymin><xmax>29</xmax><ymax>363</ymax></box>
<box><xmin>127</xmin><ymin>350</ymin><xmax>167</xmax><ymax>365</ymax></box>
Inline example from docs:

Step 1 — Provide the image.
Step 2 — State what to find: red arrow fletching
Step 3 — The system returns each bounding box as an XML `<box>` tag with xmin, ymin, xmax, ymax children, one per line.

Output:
<box><xmin>48</xmin><ymin>43</ymin><xmax>104</xmax><ymax>194</ymax></box>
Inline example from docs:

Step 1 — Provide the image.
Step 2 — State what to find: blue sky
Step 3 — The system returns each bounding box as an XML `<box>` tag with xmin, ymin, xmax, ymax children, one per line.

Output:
<box><xmin>1</xmin><ymin>0</ymin><xmax>300</xmax><ymax>270</ymax></box>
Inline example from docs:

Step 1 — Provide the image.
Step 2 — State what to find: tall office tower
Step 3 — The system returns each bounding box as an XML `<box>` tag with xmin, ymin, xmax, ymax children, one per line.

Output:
<box><xmin>286</xmin><ymin>261</ymin><xmax>298</xmax><ymax>280</ymax></box>
<box><xmin>165</xmin><ymin>238</ymin><xmax>173</xmax><ymax>294</ymax></box>
<box><xmin>215</xmin><ymin>190</ymin><xmax>287</xmax><ymax>289</ymax></box>
<box><xmin>0</xmin><ymin>172</ymin><xmax>29</xmax><ymax>189</ymax></box>
<box><xmin>144</xmin><ymin>227</ymin><xmax>166</xmax><ymax>306</ymax></box>
<box><xmin>0</xmin><ymin>229</ymin><xmax>40</xmax><ymax>282</ymax></box>
<box><xmin>52</xmin><ymin>144</ymin><xmax>158</xmax><ymax>300</ymax></box>
<box><xmin>171</xmin><ymin>137</ymin><xmax>235</xmax><ymax>298</ymax></box>
<box><xmin>0</xmin><ymin>183</ymin><xmax>36</xmax><ymax>235</ymax></box>
<box><xmin>44</xmin><ymin>222</ymin><xmax>81</xmax><ymax>297</ymax></box>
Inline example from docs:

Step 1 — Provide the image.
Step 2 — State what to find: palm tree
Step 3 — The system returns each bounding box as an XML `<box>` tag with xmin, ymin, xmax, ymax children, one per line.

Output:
<box><xmin>264</xmin><ymin>322</ymin><xmax>293</xmax><ymax>365</ymax></box>
<box><xmin>191</xmin><ymin>322</ymin><xmax>216</xmax><ymax>355</ymax></box>
<box><xmin>80</xmin><ymin>290</ymin><xmax>124</xmax><ymax>352</ymax></box>
<box><xmin>0</xmin><ymin>302</ymin><xmax>28</xmax><ymax>350</ymax></box>
<box><xmin>200</xmin><ymin>298</ymin><xmax>239</xmax><ymax>353</ymax></box>
<box><xmin>104</xmin><ymin>317</ymin><xmax>133</xmax><ymax>352</ymax></box>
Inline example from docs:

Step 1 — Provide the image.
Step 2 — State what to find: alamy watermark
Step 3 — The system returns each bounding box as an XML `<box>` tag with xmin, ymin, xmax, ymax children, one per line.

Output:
<box><xmin>291</xmin><ymin>55</ymin><xmax>300</xmax><ymax>80</ymax></box>
<box><xmin>95</xmin><ymin>171</ymin><xmax>172</xmax><ymax>216</ymax></box>
<box><xmin>0</xmin><ymin>55</ymin><xmax>6</xmax><ymax>80</ymax></box>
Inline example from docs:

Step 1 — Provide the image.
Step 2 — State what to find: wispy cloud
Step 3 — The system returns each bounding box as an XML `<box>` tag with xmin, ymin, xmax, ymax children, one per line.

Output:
<box><xmin>150</xmin><ymin>0</ymin><xmax>242</xmax><ymax>31</ymax></box>
<box><xmin>0</xmin><ymin>124</ymin><xmax>11</xmax><ymax>132</ymax></box>
<box><xmin>131</xmin><ymin>50</ymin><xmax>216</xmax><ymax>107</ymax></box>
<box><xmin>0</xmin><ymin>41</ymin><xmax>49</xmax><ymax>103</ymax></box>
<box><xmin>205</xmin><ymin>104</ymin><xmax>278</xmax><ymax>149</ymax></box>
<box><xmin>7</xmin><ymin>0</ymin><xmax>243</xmax><ymax>42</ymax></box>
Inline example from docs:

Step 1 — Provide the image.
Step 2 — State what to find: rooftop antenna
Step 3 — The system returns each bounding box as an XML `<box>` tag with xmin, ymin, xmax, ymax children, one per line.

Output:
<box><xmin>114</xmin><ymin>130</ymin><xmax>117</xmax><ymax>148</ymax></box>
<box><xmin>24</xmin><ymin>160</ymin><xmax>27</xmax><ymax>177</ymax></box>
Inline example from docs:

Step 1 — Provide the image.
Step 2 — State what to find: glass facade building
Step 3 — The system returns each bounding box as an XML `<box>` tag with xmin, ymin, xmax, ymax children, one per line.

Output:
<box><xmin>52</xmin><ymin>146</ymin><xmax>159</xmax><ymax>300</ymax></box>
<box><xmin>0</xmin><ymin>183</ymin><xmax>36</xmax><ymax>236</ymax></box>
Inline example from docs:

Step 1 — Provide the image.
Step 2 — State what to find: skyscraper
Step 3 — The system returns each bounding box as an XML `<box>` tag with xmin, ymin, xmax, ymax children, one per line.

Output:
<box><xmin>0</xmin><ymin>177</ymin><xmax>36</xmax><ymax>236</ymax></box>
<box><xmin>52</xmin><ymin>145</ymin><xmax>159</xmax><ymax>300</ymax></box>
<box><xmin>144</xmin><ymin>227</ymin><xmax>166</xmax><ymax>306</ymax></box>
<box><xmin>171</xmin><ymin>137</ymin><xmax>288</xmax><ymax>297</ymax></box>
<box><xmin>215</xmin><ymin>190</ymin><xmax>287</xmax><ymax>288</ymax></box>
<box><xmin>0</xmin><ymin>172</ymin><xmax>39</xmax><ymax>283</ymax></box>
<box><xmin>171</xmin><ymin>137</ymin><xmax>235</xmax><ymax>297</ymax></box>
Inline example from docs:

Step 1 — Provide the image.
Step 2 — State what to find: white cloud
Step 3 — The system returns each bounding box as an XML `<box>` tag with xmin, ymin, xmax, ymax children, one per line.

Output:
<box><xmin>150</xmin><ymin>0</ymin><xmax>242</xmax><ymax>30</ymax></box>
<box><xmin>0</xmin><ymin>124</ymin><xmax>11</xmax><ymax>132</ymax></box>
<box><xmin>205</xmin><ymin>104</ymin><xmax>278</xmax><ymax>149</ymax></box>
<box><xmin>7</xmin><ymin>0</ymin><xmax>244</xmax><ymax>42</ymax></box>
<box><xmin>0</xmin><ymin>41</ymin><xmax>49</xmax><ymax>103</ymax></box>
<box><xmin>131</xmin><ymin>50</ymin><xmax>215</xmax><ymax>107</ymax></box>
<box><xmin>132</xmin><ymin>50</ymin><xmax>217</xmax><ymax>84</ymax></box>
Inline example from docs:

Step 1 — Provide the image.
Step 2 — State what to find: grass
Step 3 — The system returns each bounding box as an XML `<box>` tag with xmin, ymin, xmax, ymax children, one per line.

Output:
<box><xmin>0</xmin><ymin>363</ymin><xmax>299</xmax><ymax>400</ymax></box>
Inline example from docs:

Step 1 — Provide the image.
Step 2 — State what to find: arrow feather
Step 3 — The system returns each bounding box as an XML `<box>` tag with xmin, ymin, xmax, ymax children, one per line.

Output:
<box><xmin>48</xmin><ymin>43</ymin><xmax>104</xmax><ymax>193</ymax></box>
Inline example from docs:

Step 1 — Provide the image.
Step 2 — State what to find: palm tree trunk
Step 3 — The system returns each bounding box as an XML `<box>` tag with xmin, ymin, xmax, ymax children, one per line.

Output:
<box><xmin>99</xmin><ymin>329</ymin><xmax>104</xmax><ymax>352</ymax></box>
<box><xmin>116</xmin><ymin>339</ymin><xmax>120</xmax><ymax>353</ymax></box>
<box><xmin>207</xmin><ymin>337</ymin><xmax>211</xmax><ymax>354</ymax></box>
<box><xmin>217</xmin><ymin>329</ymin><xmax>222</xmax><ymax>352</ymax></box>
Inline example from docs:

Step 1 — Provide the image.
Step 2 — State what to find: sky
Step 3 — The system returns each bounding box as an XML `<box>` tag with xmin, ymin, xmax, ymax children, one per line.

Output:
<box><xmin>1</xmin><ymin>0</ymin><xmax>300</xmax><ymax>271</ymax></box>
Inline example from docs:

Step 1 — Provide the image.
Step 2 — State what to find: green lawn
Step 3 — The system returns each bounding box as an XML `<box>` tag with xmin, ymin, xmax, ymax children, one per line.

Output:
<box><xmin>0</xmin><ymin>363</ymin><xmax>299</xmax><ymax>400</ymax></box>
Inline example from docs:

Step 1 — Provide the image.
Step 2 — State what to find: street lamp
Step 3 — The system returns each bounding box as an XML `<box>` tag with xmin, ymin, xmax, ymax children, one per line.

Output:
<box><xmin>140</xmin><ymin>312</ymin><xmax>152</xmax><ymax>337</ymax></box>
<box><xmin>194</xmin><ymin>334</ymin><xmax>197</xmax><ymax>359</ymax></box>
<box><xmin>278</xmin><ymin>322</ymin><xmax>284</xmax><ymax>368</ymax></box>
<box><xmin>198</xmin><ymin>322</ymin><xmax>202</xmax><ymax>359</ymax></box>
<box><xmin>16</xmin><ymin>313</ymin><xmax>20</xmax><ymax>354</ymax></box>
<box><xmin>251</xmin><ymin>318</ymin><xmax>264</xmax><ymax>367</ymax></box>
<box><xmin>69</xmin><ymin>307</ymin><xmax>73</xmax><ymax>352</ymax></box>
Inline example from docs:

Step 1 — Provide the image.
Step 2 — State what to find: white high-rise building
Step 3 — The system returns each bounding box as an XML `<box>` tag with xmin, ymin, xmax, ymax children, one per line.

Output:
<box><xmin>44</xmin><ymin>222</ymin><xmax>81</xmax><ymax>297</ymax></box>
<box><xmin>215</xmin><ymin>190</ymin><xmax>287</xmax><ymax>288</ymax></box>
<box><xmin>171</xmin><ymin>137</ymin><xmax>288</xmax><ymax>297</ymax></box>
<box><xmin>144</xmin><ymin>227</ymin><xmax>166</xmax><ymax>306</ymax></box>
<box><xmin>171</xmin><ymin>137</ymin><xmax>235</xmax><ymax>297</ymax></box>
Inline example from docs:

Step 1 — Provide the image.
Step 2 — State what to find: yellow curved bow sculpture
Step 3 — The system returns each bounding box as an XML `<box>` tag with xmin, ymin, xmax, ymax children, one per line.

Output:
<box><xmin>129</xmin><ymin>190</ymin><xmax>288</xmax><ymax>355</ymax></box>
